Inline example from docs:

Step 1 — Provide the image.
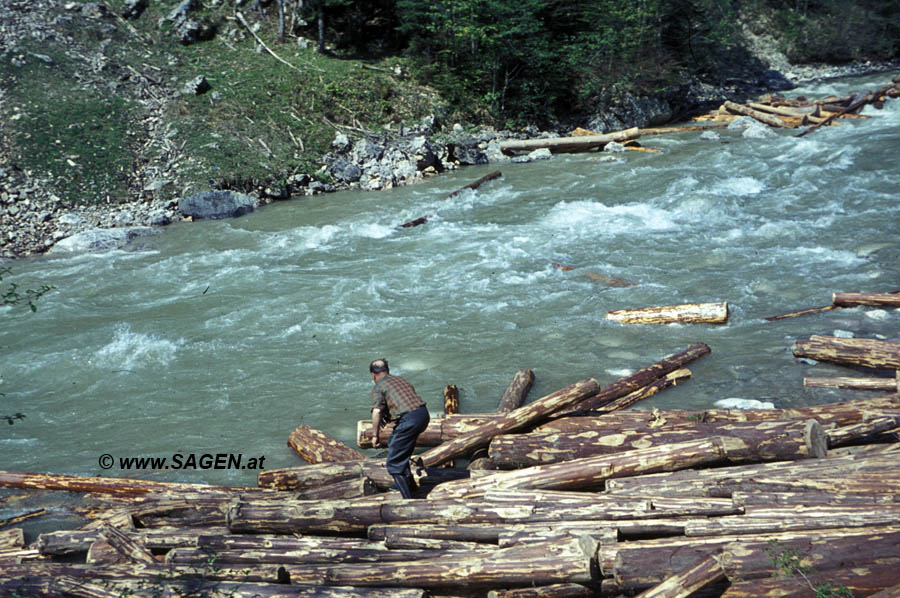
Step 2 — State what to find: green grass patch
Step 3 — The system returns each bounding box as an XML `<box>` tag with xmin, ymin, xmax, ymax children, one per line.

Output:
<box><xmin>0</xmin><ymin>43</ymin><xmax>137</xmax><ymax>206</ymax></box>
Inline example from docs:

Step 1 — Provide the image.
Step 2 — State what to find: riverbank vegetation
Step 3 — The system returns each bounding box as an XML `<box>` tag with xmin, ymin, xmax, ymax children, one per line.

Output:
<box><xmin>0</xmin><ymin>0</ymin><xmax>898</xmax><ymax>212</ymax></box>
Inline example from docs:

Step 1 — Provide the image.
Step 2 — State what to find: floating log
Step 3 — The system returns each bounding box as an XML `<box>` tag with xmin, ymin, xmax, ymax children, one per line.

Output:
<box><xmin>723</xmin><ymin>101</ymin><xmax>791</xmax><ymax>127</ymax></box>
<box><xmin>793</xmin><ymin>334</ymin><xmax>900</xmax><ymax>370</ymax></box>
<box><xmin>804</xmin><ymin>376</ymin><xmax>898</xmax><ymax>391</ymax></box>
<box><xmin>446</xmin><ymin>170</ymin><xmax>502</xmax><ymax>198</ymax></box>
<box><xmin>606</xmin><ymin>302</ymin><xmax>728</xmax><ymax>325</ymax></box>
<box><xmin>288</xmin><ymin>425</ymin><xmax>366</xmax><ymax>464</ymax></box>
<box><xmin>634</xmin><ymin>555</ymin><xmax>726</xmax><ymax>598</ymax></box>
<box><xmin>500</xmin><ymin>128</ymin><xmax>640</xmax><ymax>154</ymax></box>
<box><xmin>558</xmin><ymin>368</ymin><xmax>691</xmax><ymax>416</ymax></box>
<box><xmin>798</xmin><ymin>83</ymin><xmax>896</xmax><ymax>137</ymax></box>
<box><xmin>832</xmin><ymin>291</ymin><xmax>900</xmax><ymax>308</ymax></box>
<box><xmin>765</xmin><ymin>303</ymin><xmax>837</xmax><ymax>321</ymax></box>
<box><xmin>400</xmin><ymin>216</ymin><xmax>428</xmax><ymax>228</ymax></box>
<box><xmin>498</xmin><ymin>369</ymin><xmax>535</xmax><ymax>413</ymax></box>
<box><xmin>488</xmin><ymin>418</ymin><xmax>826</xmax><ymax>467</ymax></box>
<box><xmin>428</xmin><ymin>437</ymin><xmax>739</xmax><ymax>498</ymax></box>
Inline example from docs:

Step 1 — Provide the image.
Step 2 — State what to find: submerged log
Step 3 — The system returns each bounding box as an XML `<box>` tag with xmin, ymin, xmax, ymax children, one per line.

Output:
<box><xmin>793</xmin><ymin>334</ymin><xmax>900</xmax><ymax>370</ymax></box>
<box><xmin>498</xmin><ymin>369</ymin><xmax>535</xmax><ymax>413</ymax></box>
<box><xmin>500</xmin><ymin>128</ymin><xmax>640</xmax><ymax>154</ymax></box>
<box><xmin>446</xmin><ymin>170</ymin><xmax>502</xmax><ymax>198</ymax></box>
<box><xmin>606</xmin><ymin>302</ymin><xmax>728</xmax><ymax>325</ymax></box>
<box><xmin>288</xmin><ymin>425</ymin><xmax>365</xmax><ymax>464</ymax></box>
<box><xmin>488</xmin><ymin>418</ymin><xmax>826</xmax><ymax>467</ymax></box>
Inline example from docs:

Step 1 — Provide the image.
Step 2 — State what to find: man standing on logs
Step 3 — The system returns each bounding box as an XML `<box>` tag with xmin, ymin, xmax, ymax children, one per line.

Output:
<box><xmin>368</xmin><ymin>359</ymin><xmax>429</xmax><ymax>499</ymax></box>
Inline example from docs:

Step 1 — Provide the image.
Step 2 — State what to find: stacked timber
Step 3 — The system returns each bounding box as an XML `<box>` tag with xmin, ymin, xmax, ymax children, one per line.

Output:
<box><xmin>3</xmin><ymin>340</ymin><xmax>900</xmax><ymax>597</ymax></box>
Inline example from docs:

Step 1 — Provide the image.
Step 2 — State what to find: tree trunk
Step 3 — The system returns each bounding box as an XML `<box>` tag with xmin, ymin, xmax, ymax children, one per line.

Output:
<box><xmin>684</xmin><ymin>508</ymin><xmax>900</xmax><ymax>537</ymax></box>
<box><xmin>0</xmin><ymin>470</ymin><xmax>249</xmax><ymax>497</ymax></box>
<box><xmin>257</xmin><ymin>459</ymin><xmax>391</xmax><ymax>491</ymax></box>
<box><xmin>488</xmin><ymin>419</ymin><xmax>826</xmax><ymax>467</ymax></box>
<box><xmin>827</xmin><ymin>415</ymin><xmax>900</xmax><ymax>448</ymax></box>
<box><xmin>804</xmin><ymin>376</ymin><xmax>898</xmax><ymax>391</ymax></box>
<box><xmin>793</xmin><ymin>335</ymin><xmax>900</xmax><ymax>370</ymax></box>
<box><xmin>832</xmin><ymin>292</ymin><xmax>900</xmax><ymax>308</ymax></box>
<box><xmin>634</xmin><ymin>555</ymin><xmax>725</xmax><ymax>598</ymax></box>
<box><xmin>428</xmin><ymin>437</ymin><xmax>737</xmax><ymax>499</ymax></box>
<box><xmin>96</xmin><ymin>524</ymin><xmax>155</xmax><ymax>564</ymax></box>
<box><xmin>487</xmin><ymin>583</ymin><xmax>596</xmax><ymax>598</ymax></box>
<box><xmin>288</xmin><ymin>425</ymin><xmax>365</xmax><ymax>464</ymax></box>
<box><xmin>286</xmin><ymin>536</ymin><xmax>597</xmax><ymax>588</ymax></box>
<box><xmin>723</xmin><ymin>101</ymin><xmax>791</xmax><ymax>127</ymax></box>
<box><xmin>499</xmin><ymin>128</ymin><xmax>640</xmax><ymax>154</ymax></box>
<box><xmin>721</xmin><ymin>564</ymin><xmax>900</xmax><ymax>598</ymax></box>
<box><xmin>719</xmin><ymin>527</ymin><xmax>900</xmax><ymax>581</ymax></box>
<box><xmin>295</xmin><ymin>476</ymin><xmax>379</xmax><ymax>500</ymax></box>
<box><xmin>731</xmin><ymin>490</ymin><xmax>900</xmax><ymax>508</ymax></box>
<box><xmin>556</xmin><ymin>368</ymin><xmax>690</xmax><ymax>415</ymax></box>
<box><xmin>36</xmin><ymin>527</ymin><xmax>229</xmax><ymax>556</ymax></box>
<box><xmin>417</xmin><ymin>377</ymin><xmax>602</xmax><ymax>468</ymax></box>
<box><xmin>498</xmin><ymin>369</ymin><xmax>535</xmax><ymax>413</ymax></box>
<box><xmin>606</xmin><ymin>301</ymin><xmax>728</xmax><ymax>325</ymax></box>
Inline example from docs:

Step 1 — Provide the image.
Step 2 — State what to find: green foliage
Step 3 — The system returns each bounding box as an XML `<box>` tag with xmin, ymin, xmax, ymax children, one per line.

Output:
<box><xmin>766</xmin><ymin>539</ymin><xmax>854</xmax><ymax>598</ymax></box>
<box><xmin>1</xmin><ymin>267</ymin><xmax>53</xmax><ymax>313</ymax></box>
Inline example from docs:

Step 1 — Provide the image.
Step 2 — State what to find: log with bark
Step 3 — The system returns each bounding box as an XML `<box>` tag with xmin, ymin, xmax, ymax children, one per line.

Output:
<box><xmin>793</xmin><ymin>335</ymin><xmax>900</xmax><ymax>370</ymax></box>
<box><xmin>606</xmin><ymin>302</ymin><xmax>728</xmax><ymax>325</ymax></box>
<box><xmin>832</xmin><ymin>291</ymin><xmax>900</xmax><ymax>308</ymax></box>
<box><xmin>804</xmin><ymin>375</ymin><xmax>898</xmax><ymax>391</ymax></box>
<box><xmin>400</xmin><ymin>171</ymin><xmax>503</xmax><ymax>228</ymax></box>
<box><xmin>427</xmin><ymin>436</ymin><xmax>740</xmax><ymax>499</ymax></box>
<box><xmin>36</xmin><ymin>526</ymin><xmax>229</xmax><ymax>556</ymax></box>
<box><xmin>488</xmin><ymin>418</ymin><xmax>827</xmax><ymax>467</ymax></box>
<box><xmin>0</xmin><ymin>470</ymin><xmax>259</xmax><ymax>498</ymax></box>
<box><xmin>498</xmin><ymin>369</ymin><xmax>535</xmax><ymax>413</ymax></box>
<box><xmin>285</xmin><ymin>535</ymin><xmax>598</xmax><ymax>588</ymax></box>
<box><xmin>487</xmin><ymin>583</ymin><xmax>597</xmax><ymax>598</ymax></box>
<box><xmin>721</xmin><ymin>563</ymin><xmax>900</xmax><ymax>598</ymax></box>
<box><xmin>633</xmin><ymin>554</ymin><xmax>726</xmax><ymax>598</ymax></box>
<box><xmin>288</xmin><ymin>425</ymin><xmax>366</xmax><ymax>464</ymax></box>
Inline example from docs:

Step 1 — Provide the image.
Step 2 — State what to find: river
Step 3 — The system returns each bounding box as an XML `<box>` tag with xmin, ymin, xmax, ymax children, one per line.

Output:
<box><xmin>2</xmin><ymin>74</ymin><xmax>898</xmax><ymax>517</ymax></box>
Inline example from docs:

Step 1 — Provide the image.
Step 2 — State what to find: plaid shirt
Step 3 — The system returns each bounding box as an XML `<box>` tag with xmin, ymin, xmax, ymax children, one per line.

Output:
<box><xmin>371</xmin><ymin>373</ymin><xmax>425</xmax><ymax>421</ymax></box>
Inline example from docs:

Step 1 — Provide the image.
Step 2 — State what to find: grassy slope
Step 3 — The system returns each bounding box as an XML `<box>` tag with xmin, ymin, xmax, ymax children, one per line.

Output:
<box><xmin>0</xmin><ymin>0</ymin><xmax>442</xmax><ymax>206</ymax></box>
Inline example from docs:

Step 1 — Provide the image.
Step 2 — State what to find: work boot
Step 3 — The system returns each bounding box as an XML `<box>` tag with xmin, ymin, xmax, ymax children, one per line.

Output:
<box><xmin>391</xmin><ymin>474</ymin><xmax>414</xmax><ymax>499</ymax></box>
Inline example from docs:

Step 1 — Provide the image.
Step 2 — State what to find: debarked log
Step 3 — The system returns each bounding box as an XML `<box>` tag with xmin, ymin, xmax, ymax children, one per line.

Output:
<box><xmin>488</xmin><ymin>419</ymin><xmax>826</xmax><ymax>467</ymax></box>
<box><xmin>723</xmin><ymin>101</ymin><xmax>791</xmax><ymax>127</ymax></box>
<box><xmin>500</xmin><ymin>128</ymin><xmax>640</xmax><ymax>154</ymax></box>
<box><xmin>285</xmin><ymin>535</ymin><xmax>597</xmax><ymax>588</ymax></box>
<box><xmin>288</xmin><ymin>425</ymin><xmax>365</xmax><ymax>464</ymax></box>
<box><xmin>731</xmin><ymin>490</ymin><xmax>900</xmax><ymax>508</ymax></box>
<box><xmin>606</xmin><ymin>302</ymin><xmax>728</xmax><ymax>325</ymax></box>
<box><xmin>428</xmin><ymin>436</ymin><xmax>737</xmax><ymax>499</ymax></box>
<box><xmin>793</xmin><ymin>334</ymin><xmax>900</xmax><ymax>370</ymax></box>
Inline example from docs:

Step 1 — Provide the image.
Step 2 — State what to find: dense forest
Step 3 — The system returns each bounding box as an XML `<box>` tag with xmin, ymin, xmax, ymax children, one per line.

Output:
<box><xmin>291</xmin><ymin>0</ymin><xmax>900</xmax><ymax>124</ymax></box>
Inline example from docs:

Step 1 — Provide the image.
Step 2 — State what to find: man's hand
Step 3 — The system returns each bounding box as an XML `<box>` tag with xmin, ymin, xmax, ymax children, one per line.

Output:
<box><xmin>371</xmin><ymin>407</ymin><xmax>384</xmax><ymax>449</ymax></box>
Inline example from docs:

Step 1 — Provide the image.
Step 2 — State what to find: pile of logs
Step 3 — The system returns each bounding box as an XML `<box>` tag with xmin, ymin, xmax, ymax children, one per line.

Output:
<box><xmin>499</xmin><ymin>75</ymin><xmax>899</xmax><ymax>156</ymax></box>
<box><xmin>693</xmin><ymin>77</ymin><xmax>900</xmax><ymax>137</ymax></box>
<box><xmin>2</xmin><ymin>330</ymin><xmax>900</xmax><ymax>597</ymax></box>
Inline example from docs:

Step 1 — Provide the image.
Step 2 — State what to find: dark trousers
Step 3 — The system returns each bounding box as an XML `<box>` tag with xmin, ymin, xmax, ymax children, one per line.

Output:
<box><xmin>385</xmin><ymin>405</ymin><xmax>430</xmax><ymax>476</ymax></box>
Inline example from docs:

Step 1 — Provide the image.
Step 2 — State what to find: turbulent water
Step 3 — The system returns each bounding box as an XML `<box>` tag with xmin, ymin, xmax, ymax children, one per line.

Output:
<box><xmin>2</xmin><ymin>74</ymin><xmax>899</xmax><ymax>508</ymax></box>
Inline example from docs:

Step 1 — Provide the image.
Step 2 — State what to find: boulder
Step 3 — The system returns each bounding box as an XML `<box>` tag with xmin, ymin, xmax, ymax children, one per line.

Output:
<box><xmin>326</xmin><ymin>156</ymin><xmax>362</xmax><ymax>184</ymax></box>
<box><xmin>178</xmin><ymin>190</ymin><xmax>256</xmax><ymax>220</ymax></box>
<box><xmin>50</xmin><ymin>227</ymin><xmax>157</xmax><ymax>253</ymax></box>
<box><xmin>182</xmin><ymin>75</ymin><xmax>211</xmax><ymax>95</ymax></box>
<box><xmin>450</xmin><ymin>138</ymin><xmax>488</xmax><ymax>165</ymax></box>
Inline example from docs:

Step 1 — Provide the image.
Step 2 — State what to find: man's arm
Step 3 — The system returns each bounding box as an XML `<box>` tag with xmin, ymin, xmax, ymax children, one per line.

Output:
<box><xmin>371</xmin><ymin>407</ymin><xmax>384</xmax><ymax>448</ymax></box>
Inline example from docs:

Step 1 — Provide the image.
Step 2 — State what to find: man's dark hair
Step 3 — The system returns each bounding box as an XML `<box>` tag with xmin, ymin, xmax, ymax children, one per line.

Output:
<box><xmin>369</xmin><ymin>359</ymin><xmax>389</xmax><ymax>374</ymax></box>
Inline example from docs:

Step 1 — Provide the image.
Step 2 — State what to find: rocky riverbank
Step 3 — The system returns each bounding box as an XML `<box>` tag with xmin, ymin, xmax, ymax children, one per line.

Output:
<box><xmin>2</xmin><ymin>0</ymin><xmax>897</xmax><ymax>260</ymax></box>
